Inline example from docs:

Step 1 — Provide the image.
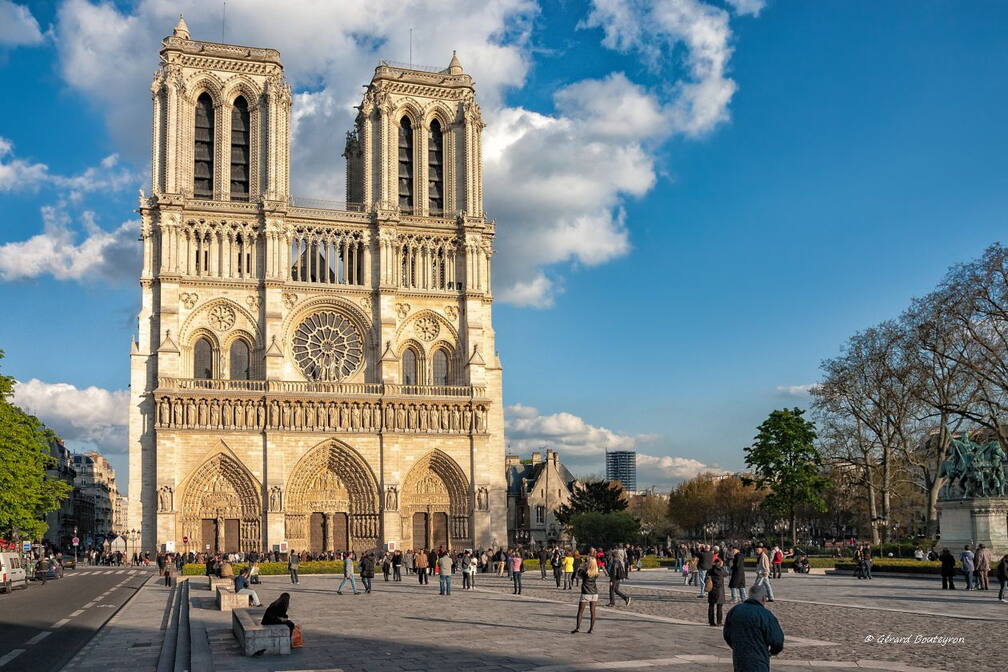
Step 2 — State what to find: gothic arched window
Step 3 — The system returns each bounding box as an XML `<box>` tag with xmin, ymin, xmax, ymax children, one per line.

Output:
<box><xmin>428</xmin><ymin>119</ymin><xmax>443</xmax><ymax>214</ymax></box>
<box><xmin>398</xmin><ymin>116</ymin><xmax>414</xmax><ymax>211</ymax></box>
<box><xmin>194</xmin><ymin>337</ymin><xmax>214</xmax><ymax>379</ymax></box>
<box><xmin>194</xmin><ymin>93</ymin><xmax>215</xmax><ymax>199</ymax></box>
<box><xmin>432</xmin><ymin>349</ymin><xmax>450</xmax><ymax>386</ymax></box>
<box><xmin>402</xmin><ymin>348</ymin><xmax>418</xmax><ymax>386</ymax></box>
<box><xmin>230</xmin><ymin>96</ymin><xmax>250</xmax><ymax>201</ymax></box>
<box><xmin>229</xmin><ymin>339</ymin><xmax>251</xmax><ymax>380</ymax></box>
<box><xmin>536</xmin><ymin>505</ymin><xmax>546</xmax><ymax>524</ymax></box>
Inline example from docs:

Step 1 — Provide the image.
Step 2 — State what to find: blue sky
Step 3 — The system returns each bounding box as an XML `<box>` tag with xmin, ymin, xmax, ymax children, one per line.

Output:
<box><xmin>1</xmin><ymin>1</ymin><xmax>1006</xmax><ymax>492</ymax></box>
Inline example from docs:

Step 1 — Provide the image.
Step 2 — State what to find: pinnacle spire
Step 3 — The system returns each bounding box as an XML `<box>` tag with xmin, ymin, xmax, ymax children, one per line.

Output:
<box><xmin>172</xmin><ymin>14</ymin><xmax>190</xmax><ymax>40</ymax></box>
<box><xmin>447</xmin><ymin>50</ymin><xmax>463</xmax><ymax>75</ymax></box>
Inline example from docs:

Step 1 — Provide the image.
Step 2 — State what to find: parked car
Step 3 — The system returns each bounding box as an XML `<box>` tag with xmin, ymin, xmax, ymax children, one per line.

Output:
<box><xmin>62</xmin><ymin>558</ymin><xmax>76</xmax><ymax>570</ymax></box>
<box><xmin>0</xmin><ymin>552</ymin><xmax>30</xmax><ymax>593</ymax></box>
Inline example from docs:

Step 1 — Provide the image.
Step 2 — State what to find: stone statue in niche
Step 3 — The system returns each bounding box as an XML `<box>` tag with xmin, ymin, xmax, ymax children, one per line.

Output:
<box><xmin>385</xmin><ymin>485</ymin><xmax>398</xmax><ymax>511</ymax></box>
<box><xmin>476</xmin><ymin>486</ymin><xmax>489</xmax><ymax>511</ymax></box>
<box><xmin>269</xmin><ymin>486</ymin><xmax>283</xmax><ymax>512</ymax></box>
<box><xmin>158</xmin><ymin>485</ymin><xmax>174</xmax><ymax>512</ymax></box>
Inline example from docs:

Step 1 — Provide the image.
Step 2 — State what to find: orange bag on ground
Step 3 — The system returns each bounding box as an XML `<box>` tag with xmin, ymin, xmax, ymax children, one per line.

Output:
<box><xmin>291</xmin><ymin>625</ymin><xmax>303</xmax><ymax>648</ymax></box>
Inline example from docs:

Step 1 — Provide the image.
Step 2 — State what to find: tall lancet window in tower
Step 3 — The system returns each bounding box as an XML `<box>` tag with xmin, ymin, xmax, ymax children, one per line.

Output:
<box><xmin>428</xmin><ymin>119</ymin><xmax>444</xmax><ymax>214</ymax></box>
<box><xmin>229</xmin><ymin>339</ymin><xmax>251</xmax><ymax>380</ymax></box>
<box><xmin>398</xmin><ymin>116</ymin><xmax>414</xmax><ymax>211</ymax></box>
<box><xmin>194</xmin><ymin>93</ymin><xmax>215</xmax><ymax>199</ymax></box>
<box><xmin>230</xmin><ymin>96</ymin><xmax>250</xmax><ymax>201</ymax></box>
<box><xmin>402</xmin><ymin>348</ymin><xmax>418</xmax><ymax>386</ymax></box>
<box><xmin>194</xmin><ymin>337</ymin><xmax>214</xmax><ymax>379</ymax></box>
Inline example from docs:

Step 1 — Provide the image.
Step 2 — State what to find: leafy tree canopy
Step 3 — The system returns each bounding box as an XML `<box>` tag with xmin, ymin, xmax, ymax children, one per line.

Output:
<box><xmin>0</xmin><ymin>350</ymin><xmax>72</xmax><ymax>541</ymax></box>
<box><xmin>568</xmin><ymin>511</ymin><xmax>640</xmax><ymax>549</ymax></box>
<box><xmin>555</xmin><ymin>479</ymin><xmax>628</xmax><ymax>525</ymax></box>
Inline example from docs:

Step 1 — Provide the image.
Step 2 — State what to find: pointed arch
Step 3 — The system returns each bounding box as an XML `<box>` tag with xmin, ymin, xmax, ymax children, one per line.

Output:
<box><xmin>284</xmin><ymin>439</ymin><xmax>380</xmax><ymax>552</ymax></box>
<box><xmin>398</xmin><ymin>114</ymin><xmax>415</xmax><ymax>211</ymax></box>
<box><xmin>178</xmin><ymin>451</ymin><xmax>262</xmax><ymax>554</ymax></box>
<box><xmin>401</xmin><ymin>450</ymin><xmax>471</xmax><ymax>549</ymax></box>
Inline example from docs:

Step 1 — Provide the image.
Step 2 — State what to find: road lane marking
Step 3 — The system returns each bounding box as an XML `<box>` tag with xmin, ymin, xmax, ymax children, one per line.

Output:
<box><xmin>116</xmin><ymin>570</ymin><xmax>127</xmax><ymax>574</ymax></box>
<box><xmin>70</xmin><ymin>609</ymin><xmax>85</xmax><ymax>617</ymax></box>
<box><xmin>25</xmin><ymin>632</ymin><xmax>51</xmax><ymax>646</ymax></box>
<box><xmin>0</xmin><ymin>649</ymin><xmax>25</xmax><ymax>667</ymax></box>
<box><xmin>82</xmin><ymin>601</ymin><xmax>95</xmax><ymax>608</ymax></box>
<box><xmin>52</xmin><ymin>618</ymin><xmax>70</xmax><ymax>629</ymax></box>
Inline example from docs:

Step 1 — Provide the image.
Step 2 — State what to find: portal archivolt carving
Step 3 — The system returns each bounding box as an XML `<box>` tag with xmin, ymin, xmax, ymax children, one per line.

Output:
<box><xmin>401</xmin><ymin>450</ymin><xmax>471</xmax><ymax>547</ymax></box>
<box><xmin>178</xmin><ymin>451</ymin><xmax>262</xmax><ymax>553</ymax></box>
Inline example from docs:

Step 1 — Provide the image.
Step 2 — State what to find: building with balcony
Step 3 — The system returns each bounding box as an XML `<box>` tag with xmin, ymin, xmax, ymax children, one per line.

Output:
<box><xmin>605</xmin><ymin>450</ymin><xmax>637</xmax><ymax>494</ymax></box>
<box><xmin>73</xmin><ymin>452</ymin><xmax>120</xmax><ymax>539</ymax></box>
<box><xmin>129</xmin><ymin>18</ymin><xmax>506</xmax><ymax>555</ymax></box>
<box><xmin>43</xmin><ymin>437</ymin><xmax>77</xmax><ymax>548</ymax></box>
<box><xmin>506</xmin><ymin>451</ymin><xmax>580</xmax><ymax>548</ymax></box>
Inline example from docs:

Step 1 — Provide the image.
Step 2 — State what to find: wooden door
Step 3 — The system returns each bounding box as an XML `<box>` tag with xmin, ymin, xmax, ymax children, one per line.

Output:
<box><xmin>332</xmin><ymin>513</ymin><xmax>349</xmax><ymax>552</ymax></box>
<box><xmin>201</xmin><ymin>519</ymin><xmax>218</xmax><ymax>553</ymax></box>
<box><xmin>432</xmin><ymin>512</ymin><xmax>448</xmax><ymax>550</ymax></box>
<box><xmin>412</xmin><ymin>512</ymin><xmax>428</xmax><ymax>550</ymax></box>
<box><xmin>224</xmin><ymin>519</ymin><xmax>240</xmax><ymax>552</ymax></box>
<box><xmin>309</xmin><ymin>512</ymin><xmax>325</xmax><ymax>553</ymax></box>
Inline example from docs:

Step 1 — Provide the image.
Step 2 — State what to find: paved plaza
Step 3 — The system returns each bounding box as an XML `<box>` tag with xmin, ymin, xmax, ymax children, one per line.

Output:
<box><xmin>59</xmin><ymin>568</ymin><xmax>1006</xmax><ymax>672</ymax></box>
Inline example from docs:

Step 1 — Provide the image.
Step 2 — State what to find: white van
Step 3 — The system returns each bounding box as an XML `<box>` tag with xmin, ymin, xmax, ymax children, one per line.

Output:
<box><xmin>0</xmin><ymin>552</ymin><xmax>29</xmax><ymax>593</ymax></box>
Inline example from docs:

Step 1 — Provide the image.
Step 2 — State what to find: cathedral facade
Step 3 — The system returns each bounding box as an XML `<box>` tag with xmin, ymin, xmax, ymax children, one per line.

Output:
<box><xmin>128</xmin><ymin>18</ymin><xmax>506</xmax><ymax>555</ymax></box>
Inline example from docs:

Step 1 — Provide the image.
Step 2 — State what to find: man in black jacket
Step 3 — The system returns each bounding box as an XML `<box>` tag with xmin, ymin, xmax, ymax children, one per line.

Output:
<box><xmin>696</xmin><ymin>544</ymin><xmax>714</xmax><ymax>598</ymax></box>
<box><xmin>723</xmin><ymin>584</ymin><xmax>784</xmax><ymax>672</ymax></box>
<box><xmin>729</xmin><ymin>545</ymin><xmax>747</xmax><ymax>603</ymax></box>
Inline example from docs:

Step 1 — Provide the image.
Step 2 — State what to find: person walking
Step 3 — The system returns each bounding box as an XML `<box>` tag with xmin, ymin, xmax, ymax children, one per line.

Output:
<box><xmin>337</xmin><ymin>552</ymin><xmax>360</xmax><ymax>595</ymax></box>
<box><xmin>960</xmin><ymin>545</ymin><xmax>975</xmax><ymax>591</ymax></box>
<box><xmin>360</xmin><ymin>552</ymin><xmax>375</xmax><ymax>594</ymax></box>
<box><xmin>606</xmin><ymin>549</ymin><xmax>630</xmax><ymax>607</ymax></box>
<box><xmin>729</xmin><ymin>545</ymin><xmax>747</xmax><ymax>603</ymax></box>
<box><xmin>723</xmin><ymin>584</ymin><xmax>785</xmax><ymax>672</ymax></box>
<box><xmin>996</xmin><ymin>553</ymin><xmax>1008</xmax><ymax>602</ymax></box>
<box><xmin>392</xmin><ymin>550</ymin><xmax>403</xmax><ymax>582</ymax></box>
<box><xmin>461</xmin><ymin>551</ymin><xmax>475</xmax><ymax>590</ymax></box>
<box><xmin>552</xmin><ymin>548</ymin><xmax>563</xmax><ymax>588</ymax></box>
<box><xmin>163</xmin><ymin>554</ymin><xmax>175</xmax><ymax>587</ymax></box>
<box><xmin>571</xmin><ymin>556</ymin><xmax>601</xmax><ymax>634</ymax></box>
<box><xmin>415</xmin><ymin>548</ymin><xmax>429</xmax><ymax>584</ymax></box>
<box><xmin>939</xmin><ymin>548</ymin><xmax>956</xmax><ymax>589</ymax></box>
<box><xmin>753</xmin><ymin>545</ymin><xmax>775</xmax><ymax>602</ymax></box>
<box><xmin>562</xmin><ymin>550</ymin><xmax>575</xmax><ymax>590</ymax></box>
<box><xmin>437</xmin><ymin>551</ymin><xmax>454</xmax><ymax>595</ymax></box>
<box><xmin>975</xmin><ymin>544</ymin><xmax>992</xmax><ymax>590</ymax></box>
<box><xmin>288</xmin><ymin>551</ymin><xmax>300</xmax><ymax>585</ymax></box>
<box><xmin>770</xmin><ymin>547</ymin><xmax>783</xmax><ymax>580</ymax></box>
<box><xmin>511</xmin><ymin>549</ymin><xmax>524</xmax><ymax>595</ymax></box>
<box><xmin>708</xmin><ymin>557</ymin><xmax>727</xmax><ymax>626</ymax></box>
<box><xmin>538</xmin><ymin>547</ymin><xmax>549</xmax><ymax>580</ymax></box>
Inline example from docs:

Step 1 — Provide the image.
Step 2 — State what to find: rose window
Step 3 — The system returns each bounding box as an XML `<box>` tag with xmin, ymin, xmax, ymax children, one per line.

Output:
<box><xmin>292</xmin><ymin>311</ymin><xmax>364</xmax><ymax>381</ymax></box>
<box><xmin>208</xmin><ymin>304</ymin><xmax>236</xmax><ymax>331</ymax></box>
<box><xmin>415</xmin><ymin>316</ymin><xmax>440</xmax><ymax>341</ymax></box>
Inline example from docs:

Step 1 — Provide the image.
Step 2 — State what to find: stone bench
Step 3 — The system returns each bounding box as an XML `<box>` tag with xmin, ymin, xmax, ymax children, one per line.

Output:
<box><xmin>216</xmin><ymin>586</ymin><xmax>251</xmax><ymax>611</ymax></box>
<box><xmin>208</xmin><ymin>576</ymin><xmax>231</xmax><ymax>592</ymax></box>
<box><xmin>232</xmin><ymin>608</ymin><xmax>291</xmax><ymax>656</ymax></box>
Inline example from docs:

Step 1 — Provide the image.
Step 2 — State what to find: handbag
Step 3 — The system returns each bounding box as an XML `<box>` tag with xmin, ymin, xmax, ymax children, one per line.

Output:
<box><xmin>291</xmin><ymin>625</ymin><xmax>304</xmax><ymax>648</ymax></box>
<box><xmin>704</xmin><ymin>575</ymin><xmax>713</xmax><ymax>593</ymax></box>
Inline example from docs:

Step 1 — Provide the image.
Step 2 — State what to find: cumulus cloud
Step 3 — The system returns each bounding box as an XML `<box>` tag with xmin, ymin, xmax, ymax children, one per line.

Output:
<box><xmin>775</xmin><ymin>383</ymin><xmax>818</xmax><ymax>398</ymax></box>
<box><xmin>0</xmin><ymin>137</ymin><xmax>136</xmax><ymax>198</ymax></box>
<box><xmin>0</xmin><ymin>203</ymin><xmax>140</xmax><ymax>282</ymax></box>
<box><xmin>505</xmin><ymin>403</ymin><xmax>721</xmax><ymax>488</ymax></box>
<box><xmin>49</xmin><ymin>0</ymin><xmax>754</xmax><ymax>307</ymax></box>
<box><xmin>12</xmin><ymin>379</ymin><xmax>129</xmax><ymax>454</ymax></box>
<box><xmin>0</xmin><ymin>1</ymin><xmax>44</xmax><ymax>47</ymax></box>
<box><xmin>726</xmin><ymin>0</ymin><xmax>766</xmax><ymax>17</ymax></box>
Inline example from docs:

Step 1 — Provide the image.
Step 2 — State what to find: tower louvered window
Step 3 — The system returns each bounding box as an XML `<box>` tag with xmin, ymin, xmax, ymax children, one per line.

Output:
<box><xmin>230</xmin><ymin>96</ymin><xmax>250</xmax><ymax>201</ymax></box>
<box><xmin>398</xmin><ymin>117</ymin><xmax>413</xmax><ymax>211</ymax></box>
<box><xmin>428</xmin><ymin>119</ymin><xmax>443</xmax><ymax>214</ymax></box>
<box><xmin>194</xmin><ymin>93</ymin><xmax>215</xmax><ymax>199</ymax></box>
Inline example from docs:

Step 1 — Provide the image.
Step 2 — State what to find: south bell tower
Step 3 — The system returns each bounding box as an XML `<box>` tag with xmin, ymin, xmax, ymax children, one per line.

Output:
<box><xmin>129</xmin><ymin>19</ymin><xmax>506</xmax><ymax>555</ymax></box>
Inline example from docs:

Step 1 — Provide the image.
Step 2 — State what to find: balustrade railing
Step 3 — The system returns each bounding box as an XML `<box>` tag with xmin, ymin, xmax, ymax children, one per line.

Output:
<box><xmin>156</xmin><ymin>377</ymin><xmax>485</xmax><ymax>398</ymax></box>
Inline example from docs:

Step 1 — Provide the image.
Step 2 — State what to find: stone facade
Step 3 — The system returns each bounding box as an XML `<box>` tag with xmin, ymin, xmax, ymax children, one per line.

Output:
<box><xmin>506</xmin><ymin>451</ymin><xmax>580</xmax><ymax>548</ymax></box>
<box><xmin>73</xmin><ymin>451</ymin><xmax>120</xmax><ymax>539</ymax></box>
<box><xmin>128</xmin><ymin>18</ymin><xmax>506</xmax><ymax>554</ymax></box>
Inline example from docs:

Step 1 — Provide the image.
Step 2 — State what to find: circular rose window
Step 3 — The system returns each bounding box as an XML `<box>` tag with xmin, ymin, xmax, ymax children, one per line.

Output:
<box><xmin>292</xmin><ymin>311</ymin><xmax>364</xmax><ymax>381</ymax></box>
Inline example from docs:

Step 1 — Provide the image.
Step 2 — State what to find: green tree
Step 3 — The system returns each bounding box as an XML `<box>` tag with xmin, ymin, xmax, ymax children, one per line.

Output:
<box><xmin>0</xmin><ymin>350</ymin><xmax>72</xmax><ymax>541</ymax></box>
<box><xmin>744</xmin><ymin>408</ymin><xmax>827</xmax><ymax>545</ymax></box>
<box><xmin>555</xmin><ymin>479</ymin><xmax>628</xmax><ymax>524</ymax></box>
<box><xmin>568</xmin><ymin>511</ymin><xmax>641</xmax><ymax>548</ymax></box>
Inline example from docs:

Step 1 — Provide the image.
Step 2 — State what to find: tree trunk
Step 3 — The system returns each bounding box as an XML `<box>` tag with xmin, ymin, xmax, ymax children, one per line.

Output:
<box><xmin>790</xmin><ymin>508</ymin><xmax>797</xmax><ymax>546</ymax></box>
<box><xmin>925</xmin><ymin>476</ymin><xmax>942</xmax><ymax>538</ymax></box>
<box><xmin>867</xmin><ymin>480</ymin><xmax>881</xmax><ymax>545</ymax></box>
<box><xmin>882</xmin><ymin>447</ymin><xmax>892</xmax><ymax>543</ymax></box>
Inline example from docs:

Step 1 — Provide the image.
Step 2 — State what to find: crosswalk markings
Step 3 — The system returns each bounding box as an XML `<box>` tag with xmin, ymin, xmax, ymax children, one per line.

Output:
<box><xmin>0</xmin><ymin>649</ymin><xmax>25</xmax><ymax>668</ymax></box>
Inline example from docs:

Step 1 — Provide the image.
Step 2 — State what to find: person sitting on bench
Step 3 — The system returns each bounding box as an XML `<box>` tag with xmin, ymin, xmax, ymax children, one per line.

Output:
<box><xmin>262</xmin><ymin>592</ymin><xmax>295</xmax><ymax>635</ymax></box>
<box><xmin>235</xmin><ymin>568</ymin><xmax>262</xmax><ymax>606</ymax></box>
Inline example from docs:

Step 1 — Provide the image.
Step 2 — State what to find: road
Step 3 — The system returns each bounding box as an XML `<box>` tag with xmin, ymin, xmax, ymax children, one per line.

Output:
<box><xmin>0</xmin><ymin>566</ymin><xmax>155</xmax><ymax>671</ymax></box>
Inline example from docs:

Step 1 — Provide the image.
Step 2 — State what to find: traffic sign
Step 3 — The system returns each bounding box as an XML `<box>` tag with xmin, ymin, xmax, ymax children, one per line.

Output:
<box><xmin>22</xmin><ymin>541</ymin><xmax>31</xmax><ymax>552</ymax></box>
<box><xmin>182</xmin><ymin>536</ymin><xmax>189</xmax><ymax>543</ymax></box>
<box><xmin>72</xmin><ymin>536</ymin><xmax>80</xmax><ymax>546</ymax></box>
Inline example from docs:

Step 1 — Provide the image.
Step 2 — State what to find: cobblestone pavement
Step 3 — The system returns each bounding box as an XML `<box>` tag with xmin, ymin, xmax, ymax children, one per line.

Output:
<box><xmin>190</xmin><ymin>570</ymin><xmax>991</xmax><ymax>672</ymax></box>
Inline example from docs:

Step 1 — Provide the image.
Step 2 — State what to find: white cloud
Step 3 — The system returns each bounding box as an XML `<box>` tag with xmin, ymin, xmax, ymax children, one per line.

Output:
<box><xmin>0</xmin><ymin>203</ymin><xmax>140</xmax><ymax>282</ymax></box>
<box><xmin>0</xmin><ymin>1</ymin><xmax>44</xmax><ymax>46</ymax></box>
<box><xmin>726</xmin><ymin>0</ymin><xmax>766</xmax><ymax>17</ymax></box>
<box><xmin>505</xmin><ymin>403</ymin><xmax>721</xmax><ymax>488</ymax></box>
<box><xmin>0</xmin><ymin>137</ymin><xmax>136</xmax><ymax>198</ymax></box>
<box><xmin>50</xmin><ymin>0</ymin><xmax>754</xmax><ymax>307</ymax></box>
<box><xmin>12</xmin><ymin>379</ymin><xmax>129</xmax><ymax>454</ymax></box>
<box><xmin>775</xmin><ymin>383</ymin><xmax>818</xmax><ymax>398</ymax></box>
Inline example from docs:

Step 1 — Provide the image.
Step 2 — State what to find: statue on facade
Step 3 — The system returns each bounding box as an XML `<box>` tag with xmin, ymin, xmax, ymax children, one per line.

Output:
<box><xmin>476</xmin><ymin>486</ymin><xmax>489</xmax><ymax>511</ymax></box>
<box><xmin>157</xmin><ymin>485</ymin><xmax>173</xmax><ymax>512</ymax></box>
<box><xmin>941</xmin><ymin>436</ymin><xmax>1008</xmax><ymax>498</ymax></box>
<box><xmin>385</xmin><ymin>486</ymin><xmax>398</xmax><ymax>511</ymax></box>
<box><xmin>269</xmin><ymin>486</ymin><xmax>283</xmax><ymax>512</ymax></box>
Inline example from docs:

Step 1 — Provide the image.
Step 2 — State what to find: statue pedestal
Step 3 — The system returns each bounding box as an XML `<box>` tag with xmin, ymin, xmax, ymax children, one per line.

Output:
<box><xmin>937</xmin><ymin>497</ymin><xmax>1008</xmax><ymax>552</ymax></box>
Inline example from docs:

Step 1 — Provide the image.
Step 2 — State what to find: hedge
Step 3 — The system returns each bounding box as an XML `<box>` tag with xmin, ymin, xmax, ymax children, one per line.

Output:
<box><xmin>834</xmin><ymin>559</ymin><xmax>942</xmax><ymax>575</ymax></box>
<box><xmin>182</xmin><ymin>561</ymin><xmax>344</xmax><ymax>576</ymax></box>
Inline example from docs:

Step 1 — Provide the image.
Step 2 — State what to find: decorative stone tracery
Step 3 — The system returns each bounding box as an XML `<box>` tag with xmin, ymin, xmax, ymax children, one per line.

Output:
<box><xmin>291</xmin><ymin>310</ymin><xmax>364</xmax><ymax>381</ymax></box>
<box><xmin>178</xmin><ymin>452</ymin><xmax>262</xmax><ymax>554</ymax></box>
<box><xmin>401</xmin><ymin>450</ymin><xmax>471</xmax><ymax>549</ymax></box>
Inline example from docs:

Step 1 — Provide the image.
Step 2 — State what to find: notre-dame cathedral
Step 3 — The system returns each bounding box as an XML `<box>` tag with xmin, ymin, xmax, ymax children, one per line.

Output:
<box><xmin>128</xmin><ymin>17</ymin><xmax>506</xmax><ymax>555</ymax></box>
